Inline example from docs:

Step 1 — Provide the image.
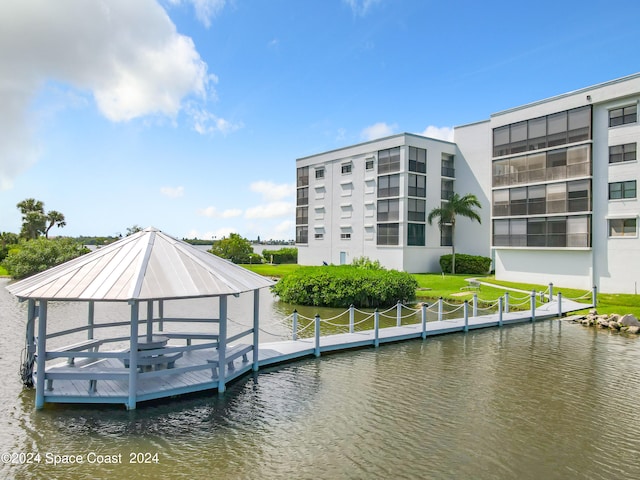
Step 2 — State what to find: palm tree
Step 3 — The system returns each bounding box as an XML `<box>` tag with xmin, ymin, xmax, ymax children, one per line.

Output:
<box><xmin>17</xmin><ymin>198</ymin><xmax>46</xmax><ymax>240</ymax></box>
<box><xmin>44</xmin><ymin>210</ymin><xmax>66</xmax><ymax>238</ymax></box>
<box><xmin>427</xmin><ymin>193</ymin><xmax>482</xmax><ymax>274</ymax></box>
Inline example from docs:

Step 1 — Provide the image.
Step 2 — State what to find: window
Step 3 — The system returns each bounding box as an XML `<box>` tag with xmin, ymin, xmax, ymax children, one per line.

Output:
<box><xmin>340</xmin><ymin>232</ymin><xmax>351</xmax><ymax>240</ymax></box>
<box><xmin>609</xmin><ymin>105</ymin><xmax>637</xmax><ymax>127</ymax></box>
<box><xmin>441</xmin><ymin>179</ymin><xmax>454</xmax><ymax>201</ymax></box>
<box><xmin>440</xmin><ymin>224</ymin><xmax>453</xmax><ymax>246</ymax></box>
<box><xmin>341</xmin><ymin>163</ymin><xmax>352</xmax><ymax>174</ymax></box>
<box><xmin>493</xmin><ymin>189</ymin><xmax>509</xmax><ymax>216</ymax></box>
<box><xmin>509</xmin><ymin>187</ymin><xmax>527</xmax><ymax>216</ymax></box>
<box><xmin>510</xmin><ymin>219</ymin><xmax>527</xmax><ymax>246</ymax></box>
<box><xmin>492</xmin><ymin>220</ymin><xmax>509</xmax><ymax>246</ymax></box>
<box><xmin>296</xmin><ymin>166</ymin><xmax>309</xmax><ymax>187</ymax></box>
<box><xmin>567</xmin><ymin>180</ymin><xmax>590</xmax><ymax>212</ymax></box>
<box><xmin>378</xmin><ymin>174</ymin><xmax>400</xmax><ymax>197</ymax></box>
<box><xmin>609</xmin><ymin>218</ymin><xmax>637</xmax><ymax>237</ymax></box>
<box><xmin>409</xmin><ymin>147</ymin><xmax>427</xmax><ymax>173</ymax></box>
<box><xmin>296</xmin><ymin>187</ymin><xmax>308</xmax><ymax>206</ymax></box>
<box><xmin>527</xmin><ymin>185</ymin><xmax>546</xmax><ymax>215</ymax></box>
<box><xmin>314</xmin><ymin>233</ymin><xmax>324</xmax><ymax>240</ymax></box>
<box><xmin>547</xmin><ymin>217</ymin><xmax>567</xmax><ymax>247</ymax></box>
<box><xmin>547</xmin><ymin>111</ymin><xmax>567</xmax><ymax>147</ymax></box>
<box><xmin>296</xmin><ymin>206</ymin><xmax>308</xmax><ymax>225</ymax></box>
<box><xmin>296</xmin><ymin>226</ymin><xmax>308</xmax><ymax>244</ymax></box>
<box><xmin>441</xmin><ymin>154</ymin><xmax>455</xmax><ymax>177</ymax></box>
<box><xmin>315</xmin><ymin>168</ymin><xmax>325</xmax><ymax>179</ymax></box>
<box><xmin>546</xmin><ymin>149</ymin><xmax>567</xmax><ymax>180</ymax></box>
<box><xmin>609</xmin><ymin>143</ymin><xmax>637</xmax><ymax>164</ymax></box>
<box><xmin>377</xmin><ymin>199</ymin><xmax>399</xmax><ymax>221</ymax></box>
<box><xmin>377</xmin><ymin>223</ymin><xmax>399</xmax><ymax>245</ymax></box>
<box><xmin>408</xmin><ymin>223</ymin><xmax>425</xmax><ymax>246</ymax></box>
<box><xmin>527</xmin><ymin>218</ymin><xmax>546</xmax><ymax>247</ymax></box>
<box><xmin>567</xmin><ymin>216</ymin><xmax>590</xmax><ymax>247</ymax></box>
<box><xmin>366</xmin><ymin>159</ymin><xmax>374</xmax><ymax>170</ymax></box>
<box><xmin>408</xmin><ymin>198</ymin><xmax>425</xmax><ymax>221</ymax></box>
<box><xmin>609</xmin><ymin>181</ymin><xmax>637</xmax><ymax>200</ymax></box>
<box><xmin>546</xmin><ymin>183</ymin><xmax>566</xmax><ymax>213</ymax></box>
<box><xmin>378</xmin><ymin>147</ymin><xmax>401</xmax><ymax>174</ymax></box>
<box><xmin>509</xmin><ymin>121</ymin><xmax>527</xmax><ymax>154</ymax></box>
<box><xmin>568</xmin><ymin>107</ymin><xmax>591</xmax><ymax>143</ymax></box>
<box><xmin>408</xmin><ymin>174</ymin><xmax>426</xmax><ymax>197</ymax></box>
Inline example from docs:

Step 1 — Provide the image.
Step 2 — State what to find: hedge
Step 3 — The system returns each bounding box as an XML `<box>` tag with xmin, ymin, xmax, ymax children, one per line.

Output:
<box><xmin>262</xmin><ymin>247</ymin><xmax>297</xmax><ymax>264</ymax></box>
<box><xmin>439</xmin><ymin>253</ymin><xmax>492</xmax><ymax>275</ymax></box>
<box><xmin>271</xmin><ymin>265</ymin><xmax>418</xmax><ymax>308</ymax></box>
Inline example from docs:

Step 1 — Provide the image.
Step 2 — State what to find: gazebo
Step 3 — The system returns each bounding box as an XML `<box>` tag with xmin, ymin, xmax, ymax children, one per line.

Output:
<box><xmin>6</xmin><ymin>227</ymin><xmax>274</xmax><ymax>410</ymax></box>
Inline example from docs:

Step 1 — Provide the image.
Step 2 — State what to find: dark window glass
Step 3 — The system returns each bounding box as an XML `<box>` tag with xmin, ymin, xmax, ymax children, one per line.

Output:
<box><xmin>378</xmin><ymin>174</ymin><xmax>400</xmax><ymax>197</ymax></box>
<box><xmin>568</xmin><ymin>106</ymin><xmax>591</xmax><ymax>143</ymax></box>
<box><xmin>296</xmin><ymin>187</ymin><xmax>308</xmax><ymax>206</ymax></box>
<box><xmin>377</xmin><ymin>199</ymin><xmax>400</xmax><ymax>221</ymax></box>
<box><xmin>510</xmin><ymin>187</ymin><xmax>527</xmax><ymax>216</ymax></box>
<box><xmin>609</xmin><ymin>218</ymin><xmax>637</xmax><ymax>237</ymax></box>
<box><xmin>527</xmin><ymin>185</ymin><xmax>546</xmax><ymax>215</ymax></box>
<box><xmin>527</xmin><ymin>218</ymin><xmax>547</xmax><ymax>247</ymax></box>
<box><xmin>377</xmin><ymin>223</ymin><xmax>399</xmax><ymax>245</ymax></box>
<box><xmin>408</xmin><ymin>223</ymin><xmax>425</xmax><ymax>246</ymax></box>
<box><xmin>609</xmin><ymin>105</ymin><xmax>637</xmax><ymax>127</ymax></box>
<box><xmin>609</xmin><ymin>180</ymin><xmax>637</xmax><ymax>199</ymax></box>
<box><xmin>492</xmin><ymin>220</ymin><xmax>509</xmax><ymax>246</ymax></box>
<box><xmin>315</xmin><ymin>168</ymin><xmax>324</xmax><ymax>179</ymax></box>
<box><xmin>408</xmin><ymin>198</ymin><xmax>425</xmax><ymax>221</ymax></box>
<box><xmin>296</xmin><ymin>206</ymin><xmax>308</xmax><ymax>225</ymax></box>
<box><xmin>378</xmin><ymin>147</ymin><xmax>400</xmax><ymax>174</ymax></box>
<box><xmin>409</xmin><ymin>147</ymin><xmax>427</xmax><ymax>173</ymax></box>
<box><xmin>408</xmin><ymin>174</ymin><xmax>426</xmax><ymax>197</ymax></box>
<box><xmin>528</xmin><ymin>116</ymin><xmax>547</xmax><ymax>150</ymax></box>
<box><xmin>296</xmin><ymin>226</ymin><xmax>308</xmax><ymax>244</ymax></box>
<box><xmin>547</xmin><ymin>111</ymin><xmax>567</xmax><ymax>147</ymax></box>
<box><xmin>297</xmin><ymin>167</ymin><xmax>309</xmax><ymax>187</ymax></box>
<box><xmin>568</xmin><ymin>180</ymin><xmax>590</xmax><ymax>212</ymax></box>
<box><xmin>547</xmin><ymin>218</ymin><xmax>567</xmax><ymax>247</ymax></box>
<box><xmin>509</xmin><ymin>122</ymin><xmax>527</xmax><ymax>154</ymax></box>
<box><xmin>493</xmin><ymin>126</ymin><xmax>510</xmax><ymax>156</ymax></box>
<box><xmin>609</xmin><ymin>143</ymin><xmax>637</xmax><ymax>163</ymax></box>
<box><xmin>341</xmin><ymin>163</ymin><xmax>352</xmax><ymax>174</ymax></box>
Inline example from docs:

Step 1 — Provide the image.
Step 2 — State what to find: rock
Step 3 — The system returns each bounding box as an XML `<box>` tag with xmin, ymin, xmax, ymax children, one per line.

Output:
<box><xmin>608</xmin><ymin>321</ymin><xmax>621</xmax><ymax>330</ymax></box>
<box><xmin>609</xmin><ymin>314</ymin><xmax>621</xmax><ymax>323</ymax></box>
<box><xmin>619</xmin><ymin>314</ymin><xmax>640</xmax><ymax>327</ymax></box>
<box><xmin>627</xmin><ymin>326</ymin><xmax>640</xmax><ymax>334</ymax></box>
<box><xmin>597</xmin><ymin>318</ymin><xmax>610</xmax><ymax>328</ymax></box>
<box><xmin>589</xmin><ymin>308</ymin><xmax>598</xmax><ymax>316</ymax></box>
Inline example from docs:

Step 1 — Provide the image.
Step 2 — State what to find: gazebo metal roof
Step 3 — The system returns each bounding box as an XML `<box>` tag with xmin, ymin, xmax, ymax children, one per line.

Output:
<box><xmin>6</xmin><ymin>227</ymin><xmax>274</xmax><ymax>301</ymax></box>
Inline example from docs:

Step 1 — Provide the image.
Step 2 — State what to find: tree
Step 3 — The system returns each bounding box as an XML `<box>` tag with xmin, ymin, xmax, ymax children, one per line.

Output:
<box><xmin>208</xmin><ymin>233</ymin><xmax>254</xmax><ymax>264</ymax></box>
<box><xmin>427</xmin><ymin>193</ymin><xmax>482</xmax><ymax>274</ymax></box>
<box><xmin>3</xmin><ymin>237</ymin><xmax>89</xmax><ymax>279</ymax></box>
<box><xmin>44</xmin><ymin>210</ymin><xmax>66</xmax><ymax>238</ymax></box>
<box><xmin>17</xmin><ymin>198</ymin><xmax>46</xmax><ymax>239</ymax></box>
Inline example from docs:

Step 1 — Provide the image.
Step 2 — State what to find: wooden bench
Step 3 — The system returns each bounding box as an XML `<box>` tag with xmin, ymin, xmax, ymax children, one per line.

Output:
<box><xmin>45</xmin><ymin>366</ymin><xmax>129</xmax><ymax>393</ymax></box>
<box><xmin>460</xmin><ymin>280</ymin><xmax>481</xmax><ymax>291</ymax></box>
<box><xmin>207</xmin><ymin>344</ymin><xmax>253</xmax><ymax>378</ymax></box>
<box><xmin>49</xmin><ymin>339</ymin><xmax>104</xmax><ymax>365</ymax></box>
<box><xmin>122</xmin><ymin>351</ymin><xmax>183</xmax><ymax>371</ymax></box>
<box><xmin>161</xmin><ymin>332</ymin><xmax>219</xmax><ymax>346</ymax></box>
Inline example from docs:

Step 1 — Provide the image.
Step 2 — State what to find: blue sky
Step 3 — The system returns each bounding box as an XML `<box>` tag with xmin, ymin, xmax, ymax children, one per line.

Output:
<box><xmin>1</xmin><ymin>0</ymin><xmax>640</xmax><ymax>241</ymax></box>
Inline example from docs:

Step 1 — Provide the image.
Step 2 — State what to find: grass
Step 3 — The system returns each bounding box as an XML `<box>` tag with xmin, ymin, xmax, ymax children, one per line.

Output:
<box><xmin>244</xmin><ymin>264</ymin><xmax>640</xmax><ymax>317</ymax></box>
<box><xmin>0</xmin><ymin>265</ymin><xmax>9</xmax><ymax>277</ymax></box>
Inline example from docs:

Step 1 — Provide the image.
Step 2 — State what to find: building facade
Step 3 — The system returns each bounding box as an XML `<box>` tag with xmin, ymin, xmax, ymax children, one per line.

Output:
<box><xmin>296</xmin><ymin>73</ymin><xmax>640</xmax><ymax>293</ymax></box>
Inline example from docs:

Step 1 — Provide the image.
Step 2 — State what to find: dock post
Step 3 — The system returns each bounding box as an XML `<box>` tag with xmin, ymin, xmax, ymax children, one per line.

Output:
<box><xmin>35</xmin><ymin>301</ymin><xmax>47</xmax><ymax>410</ymax></box>
<box><xmin>88</xmin><ymin>301</ymin><xmax>94</xmax><ymax>340</ymax></box>
<box><xmin>557</xmin><ymin>292</ymin><xmax>563</xmax><ymax>318</ymax></box>
<box><xmin>218</xmin><ymin>295</ymin><xmax>228</xmax><ymax>393</ymax></box>
<box><xmin>146</xmin><ymin>300</ymin><xmax>153</xmax><ymax>341</ymax></box>
<box><xmin>396</xmin><ymin>301</ymin><xmax>402</xmax><ymax>327</ymax></box>
<box><xmin>504</xmin><ymin>292</ymin><xmax>510</xmax><ymax>313</ymax></box>
<box><xmin>127</xmin><ymin>300</ymin><xmax>139</xmax><ymax>410</ymax></box>
<box><xmin>592</xmin><ymin>285</ymin><xmax>597</xmax><ymax>307</ymax></box>
<box><xmin>253</xmin><ymin>289</ymin><xmax>260</xmax><ymax>372</ymax></box>
<box><xmin>421</xmin><ymin>303</ymin><xmax>427</xmax><ymax>339</ymax></box>
<box><xmin>349</xmin><ymin>304</ymin><xmax>355</xmax><ymax>334</ymax></box>
<box><xmin>463</xmin><ymin>301</ymin><xmax>469</xmax><ymax>332</ymax></box>
<box><xmin>530</xmin><ymin>290</ymin><xmax>536</xmax><ymax>323</ymax></box>
<box><xmin>314</xmin><ymin>314</ymin><xmax>320</xmax><ymax>357</ymax></box>
<box><xmin>548</xmin><ymin>283</ymin><xmax>554</xmax><ymax>302</ymax></box>
<box><xmin>438</xmin><ymin>297</ymin><xmax>443</xmax><ymax>322</ymax></box>
<box><xmin>292</xmin><ymin>310</ymin><xmax>298</xmax><ymax>341</ymax></box>
<box><xmin>498</xmin><ymin>296</ymin><xmax>503</xmax><ymax>327</ymax></box>
<box><xmin>158</xmin><ymin>300</ymin><xmax>164</xmax><ymax>332</ymax></box>
<box><xmin>472</xmin><ymin>293</ymin><xmax>478</xmax><ymax>317</ymax></box>
<box><xmin>374</xmin><ymin>309</ymin><xmax>380</xmax><ymax>347</ymax></box>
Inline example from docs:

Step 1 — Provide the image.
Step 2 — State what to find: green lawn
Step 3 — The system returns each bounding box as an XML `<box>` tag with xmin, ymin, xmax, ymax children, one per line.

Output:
<box><xmin>245</xmin><ymin>264</ymin><xmax>640</xmax><ymax>317</ymax></box>
<box><xmin>0</xmin><ymin>265</ymin><xmax>8</xmax><ymax>277</ymax></box>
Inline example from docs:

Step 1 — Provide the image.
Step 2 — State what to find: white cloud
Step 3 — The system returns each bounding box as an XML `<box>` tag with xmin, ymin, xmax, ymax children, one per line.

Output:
<box><xmin>168</xmin><ymin>0</ymin><xmax>227</xmax><ymax>28</ymax></box>
<box><xmin>0</xmin><ymin>0</ymin><xmax>218</xmax><ymax>190</ymax></box>
<box><xmin>420</xmin><ymin>125</ymin><xmax>455</xmax><ymax>142</ymax></box>
<box><xmin>245</xmin><ymin>202</ymin><xmax>294</xmax><ymax>219</ymax></box>
<box><xmin>343</xmin><ymin>0</ymin><xmax>382</xmax><ymax>16</ymax></box>
<box><xmin>361</xmin><ymin>122</ymin><xmax>398</xmax><ymax>141</ymax></box>
<box><xmin>160</xmin><ymin>186</ymin><xmax>185</xmax><ymax>198</ymax></box>
<box><xmin>249</xmin><ymin>181</ymin><xmax>295</xmax><ymax>202</ymax></box>
<box><xmin>184</xmin><ymin>227</ymin><xmax>236</xmax><ymax>240</ymax></box>
<box><xmin>188</xmin><ymin>104</ymin><xmax>243</xmax><ymax>135</ymax></box>
<box><xmin>198</xmin><ymin>206</ymin><xmax>243</xmax><ymax>218</ymax></box>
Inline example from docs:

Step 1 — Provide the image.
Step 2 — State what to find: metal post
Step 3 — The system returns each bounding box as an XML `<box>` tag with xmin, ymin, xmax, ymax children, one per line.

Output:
<box><xmin>396</xmin><ymin>300</ymin><xmax>402</xmax><ymax>327</ymax></box>
<box><xmin>438</xmin><ymin>297</ymin><xmax>443</xmax><ymax>322</ymax></box>
<box><xmin>252</xmin><ymin>289</ymin><xmax>260</xmax><ymax>372</ymax></box>
<box><xmin>292</xmin><ymin>310</ymin><xmax>298</xmax><ymax>341</ymax></box>
<box><xmin>374</xmin><ymin>309</ymin><xmax>380</xmax><ymax>348</ymax></box>
<box><xmin>592</xmin><ymin>285</ymin><xmax>597</xmax><ymax>307</ymax></box>
<box><xmin>530</xmin><ymin>290</ymin><xmax>536</xmax><ymax>323</ymax></box>
<box><xmin>35</xmin><ymin>301</ymin><xmax>47</xmax><ymax>410</ymax></box>
<box><xmin>127</xmin><ymin>300</ymin><xmax>139</xmax><ymax>410</ymax></box>
<box><xmin>314</xmin><ymin>314</ymin><xmax>321</xmax><ymax>357</ymax></box>
<box><xmin>88</xmin><ymin>301</ymin><xmax>95</xmax><ymax>340</ymax></box>
<box><xmin>548</xmin><ymin>283</ymin><xmax>554</xmax><ymax>302</ymax></box>
<box><xmin>421</xmin><ymin>303</ymin><xmax>427</xmax><ymax>339</ymax></box>
<box><xmin>146</xmin><ymin>300</ymin><xmax>153</xmax><ymax>341</ymax></box>
<box><xmin>498</xmin><ymin>296</ymin><xmax>503</xmax><ymax>327</ymax></box>
<box><xmin>158</xmin><ymin>300</ymin><xmax>164</xmax><ymax>332</ymax></box>
<box><xmin>349</xmin><ymin>304</ymin><xmax>355</xmax><ymax>334</ymax></box>
<box><xmin>473</xmin><ymin>293</ymin><xmax>478</xmax><ymax>317</ymax></box>
<box><xmin>218</xmin><ymin>296</ymin><xmax>228</xmax><ymax>393</ymax></box>
<box><xmin>463</xmin><ymin>300</ymin><xmax>469</xmax><ymax>333</ymax></box>
<box><xmin>557</xmin><ymin>292</ymin><xmax>563</xmax><ymax>318</ymax></box>
<box><xmin>504</xmin><ymin>292</ymin><xmax>510</xmax><ymax>313</ymax></box>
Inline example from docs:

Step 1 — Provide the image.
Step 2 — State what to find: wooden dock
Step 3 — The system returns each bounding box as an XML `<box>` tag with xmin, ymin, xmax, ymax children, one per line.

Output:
<box><xmin>40</xmin><ymin>297</ymin><xmax>589</xmax><ymax>407</ymax></box>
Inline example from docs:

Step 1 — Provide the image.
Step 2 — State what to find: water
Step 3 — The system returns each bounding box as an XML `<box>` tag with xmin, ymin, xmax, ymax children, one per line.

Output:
<box><xmin>1</xmin><ymin>278</ymin><xmax>640</xmax><ymax>479</ymax></box>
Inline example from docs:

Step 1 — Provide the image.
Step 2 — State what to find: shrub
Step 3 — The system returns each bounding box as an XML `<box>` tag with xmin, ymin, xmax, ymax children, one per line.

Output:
<box><xmin>439</xmin><ymin>254</ymin><xmax>492</xmax><ymax>275</ymax></box>
<box><xmin>351</xmin><ymin>256</ymin><xmax>383</xmax><ymax>270</ymax></box>
<box><xmin>262</xmin><ymin>247</ymin><xmax>297</xmax><ymax>264</ymax></box>
<box><xmin>3</xmin><ymin>238</ymin><xmax>89</xmax><ymax>279</ymax></box>
<box><xmin>272</xmin><ymin>265</ymin><xmax>418</xmax><ymax>308</ymax></box>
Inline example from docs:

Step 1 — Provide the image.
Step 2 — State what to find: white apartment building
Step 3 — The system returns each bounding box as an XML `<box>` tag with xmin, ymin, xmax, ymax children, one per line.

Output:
<box><xmin>296</xmin><ymin>73</ymin><xmax>640</xmax><ymax>294</ymax></box>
